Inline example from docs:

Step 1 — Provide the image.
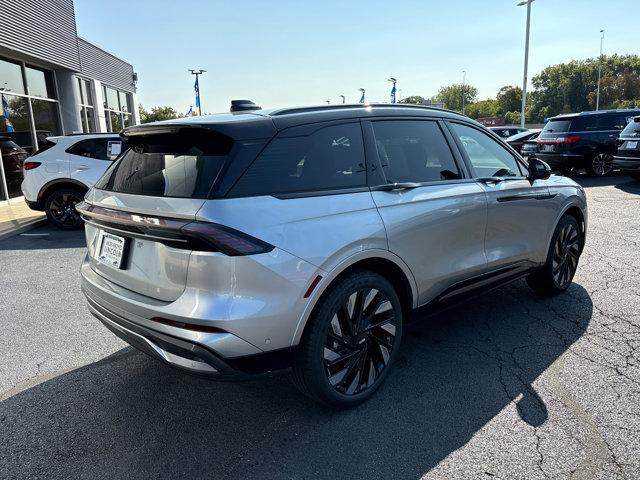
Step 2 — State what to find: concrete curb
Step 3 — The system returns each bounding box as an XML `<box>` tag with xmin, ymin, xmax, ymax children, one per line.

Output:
<box><xmin>0</xmin><ymin>217</ymin><xmax>48</xmax><ymax>241</ymax></box>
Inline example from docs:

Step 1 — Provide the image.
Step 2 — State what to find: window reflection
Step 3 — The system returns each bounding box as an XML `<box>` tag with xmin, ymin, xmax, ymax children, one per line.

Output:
<box><xmin>31</xmin><ymin>99</ymin><xmax>61</xmax><ymax>149</ymax></box>
<box><xmin>0</xmin><ymin>58</ymin><xmax>25</xmax><ymax>95</ymax></box>
<box><xmin>0</xmin><ymin>94</ymin><xmax>34</xmax><ymax>153</ymax></box>
<box><xmin>25</xmin><ymin>67</ymin><xmax>55</xmax><ymax>98</ymax></box>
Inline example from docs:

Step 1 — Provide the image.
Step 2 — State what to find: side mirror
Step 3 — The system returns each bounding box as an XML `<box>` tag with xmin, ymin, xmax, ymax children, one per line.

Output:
<box><xmin>528</xmin><ymin>157</ymin><xmax>551</xmax><ymax>181</ymax></box>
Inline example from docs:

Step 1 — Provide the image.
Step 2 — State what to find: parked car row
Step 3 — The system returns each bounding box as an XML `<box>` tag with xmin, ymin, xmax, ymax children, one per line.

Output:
<box><xmin>501</xmin><ymin>109</ymin><xmax>640</xmax><ymax>178</ymax></box>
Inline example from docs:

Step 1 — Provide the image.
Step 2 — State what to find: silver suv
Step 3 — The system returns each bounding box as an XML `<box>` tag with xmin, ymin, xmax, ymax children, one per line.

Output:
<box><xmin>78</xmin><ymin>103</ymin><xmax>587</xmax><ymax>407</ymax></box>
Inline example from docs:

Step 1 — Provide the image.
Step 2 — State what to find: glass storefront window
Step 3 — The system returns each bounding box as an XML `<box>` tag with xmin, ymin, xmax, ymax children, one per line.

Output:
<box><xmin>118</xmin><ymin>91</ymin><xmax>129</xmax><ymax>112</ymax></box>
<box><xmin>104</xmin><ymin>86</ymin><xmax>119</xmax><ymax>110</ymax></box>
<box><xmin>109</xmin><ymin>111</ymin><xmax>122</xmax><ymax>132</ymax></box>
<box><xmin>80</xmin><ymin>106</ymin><xmax>96</xmax><ymax>133</ymax></box>
<box><xmin>0</xmin><ymin>94</ymin><xmax>34</xmax><ymax>153</ymax></box>
<box><xmin>103</xmin><ymin>84</ymin><xmax>132</xmax><ymax>133</ymax></box>
<box><xmin>25</xmin><ymin>67</ymin><xmax>55</xmax><ymax>98</ymax></box>
<box><xmin>31</xmin><ymin>99</ymin><xmax>61</xmax><ymax>150</ymax></box>
<box><xmin>0</xmin><ymin>58</ymin><xmax>25</xmax><ymax>95</ymax></box>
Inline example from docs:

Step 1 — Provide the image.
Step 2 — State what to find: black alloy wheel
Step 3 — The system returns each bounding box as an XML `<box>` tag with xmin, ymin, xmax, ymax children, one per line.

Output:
<box><xmin>45</xmin><ymin>189</ymin><xmax>84</xmax><ymax>230</ymax></box>
<box><xmin>323</xmin><ymin>287</ymin><xmax>399</xmax><ymax>396</ymax></box>
<box><xmin>590</xmin><ymin>153</ymin><xmax>614</xmax><ymax>177</ymax></box>
<box><xmin>292</xmin><ymin>270</ymin><xmax>403</xmax><ymax>407</ymax></box>
<box><xmin>551</xmin><ymin>221</ymin><xmax>581</xmax><ymax>289</ymax></box>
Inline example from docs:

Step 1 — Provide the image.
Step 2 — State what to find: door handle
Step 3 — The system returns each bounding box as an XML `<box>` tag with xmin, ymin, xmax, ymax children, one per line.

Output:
<box><xmin>477</xmin><ymin>177</ymin><xmax>504</xmax><ymax>184</ymax></box>
<box><xmin>372</xmin><ymin>182</ymin><xmax>421</xmax><ymax>191</ymax></box>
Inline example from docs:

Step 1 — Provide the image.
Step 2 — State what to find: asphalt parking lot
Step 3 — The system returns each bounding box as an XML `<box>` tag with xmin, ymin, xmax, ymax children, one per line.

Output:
<box><xmin>1</xmin><ymin>176</ymin><xmax>639</xmax><ymax>480</ymax></box>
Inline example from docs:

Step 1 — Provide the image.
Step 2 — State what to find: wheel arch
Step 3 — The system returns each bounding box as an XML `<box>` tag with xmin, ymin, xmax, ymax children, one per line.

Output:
<box><xmin>547</xmin><ymin>199</ymin><xmax>587</xmax><ymax>255</ymax></box>
<box><xmin>38</xmin><ymin>178</ymin><xmax>89</xmax><ymax>205</ymax></box>
<box><xmin>290</xmin><ymin>249</ymin><xmax>418</xmax><ymax>346</ymax></box>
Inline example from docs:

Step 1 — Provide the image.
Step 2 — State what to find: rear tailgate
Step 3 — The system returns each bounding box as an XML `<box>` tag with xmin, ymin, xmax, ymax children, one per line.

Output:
<box><xmin>79</xmin><ymin>126</ymin><xmax>237</xmax><ymax>302</ymax></box>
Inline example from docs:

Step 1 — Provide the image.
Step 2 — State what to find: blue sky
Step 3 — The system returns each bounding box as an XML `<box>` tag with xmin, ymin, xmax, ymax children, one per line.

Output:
<box><xmin>75</xmin><ymin>0</ymin><xmax>638</xmax><ymax>114</ymax></box>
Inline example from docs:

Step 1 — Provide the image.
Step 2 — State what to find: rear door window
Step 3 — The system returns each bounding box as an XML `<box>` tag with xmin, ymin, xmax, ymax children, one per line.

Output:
<box><xmin>371</xmin><ymin>120</ymin><xmax>461</xmax><ymax>183</ymax></box>
<box><xmin>229</xmin><ymin>123</ymin><xmax>366</xmax><ymax>197</ymax></box>
<box><xmin>95</xmin><ymin>129</ymin><xmax>233</xmax><ymax>198</ymax></box>
<box><xmin>67</xmin><ymin>138</ymin><xmax>121</xmax><ymax>161</ymax></box>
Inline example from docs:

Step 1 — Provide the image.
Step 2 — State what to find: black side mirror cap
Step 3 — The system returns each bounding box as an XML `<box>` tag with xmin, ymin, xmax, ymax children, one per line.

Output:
<box><xmin>528</xmin><ymin>157</ymin><xmax>551</xmax><ymax>181</ymax></box>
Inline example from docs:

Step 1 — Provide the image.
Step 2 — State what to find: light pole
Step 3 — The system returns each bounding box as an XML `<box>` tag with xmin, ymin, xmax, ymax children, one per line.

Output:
<box><xmin>339</xmin><ymin>95</ymin><xmax>345</xmax><ymax>104</ymax></box>
<box><xmin>517</xmin><ymin>0</ymin><xmax>534</xmax><ymax>128</ymax></box>
<box><xmin>358</xmin><ymin>88</ymin><xmax>365</xmax><ymax>104</ymax></box>
<box><xmin>596</xmin><ymin>29</ymin><xmax>604</xmax><ymax>111</ymax></box>
<box><xmin>388</xmin><ymin>77</ymin><xmax>397</xmax><ymax>103</ymax></box>
<box><xmin>461</xmin><ymin>70</ymin><xmax>466</xmax><ymax>114</ymax></box>
<box><xmin>325</xmin><ymin>100</ymin><xmax>330</xmax><ymax>104</ymax></box>
<box><xmin>189</xmin><ymin>69</ymin><xmax>206</xmax><ymax>116</ymax></box>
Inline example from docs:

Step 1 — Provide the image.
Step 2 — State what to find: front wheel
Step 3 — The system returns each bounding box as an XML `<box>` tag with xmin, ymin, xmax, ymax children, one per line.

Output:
<box><xmin>44</xmin><ymin>188</ymin><xmax>85</xmax><ymax>230</ymax></box>
<box><xmin>588</xmin><ymin>152</ymin><xmax>613</xmax><ymax>177</ymax></box>
<box><xmin>292</xmin><ymin>270</ymin><xmax>403</xmax><ymax>407</ymax></box>
<box><xmin>527</xmin><ymin>215</ymin><xmax>583</xmax><ymax>295</ymax></box>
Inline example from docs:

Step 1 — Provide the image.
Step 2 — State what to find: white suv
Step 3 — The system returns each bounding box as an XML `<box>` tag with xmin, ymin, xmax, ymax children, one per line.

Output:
<box><xmin>21</xmin><ymin>133</ymin><xmax>124</xmax><ymax>229</ymax></box>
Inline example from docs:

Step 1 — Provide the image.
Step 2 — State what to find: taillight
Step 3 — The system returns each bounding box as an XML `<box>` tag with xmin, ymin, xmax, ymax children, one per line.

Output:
<box><xmin>180</xmin><ymin>222</ymin><xmax>274</xmax><ymax>256</ymax></box>
<box><xmin>537</xmin><ymin>135</ymin><xmax>580</xmax><ymax>145</ymax></box>
<box><xmin>23</xmin><ymin>161</ymin><xmax>41</xmax><ymax>170</ymax></box>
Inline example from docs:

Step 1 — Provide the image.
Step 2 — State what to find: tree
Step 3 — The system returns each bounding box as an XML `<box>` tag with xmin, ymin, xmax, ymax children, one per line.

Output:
<box><xmin>138</xmin><ymin>104</ymin><xmax>182</xmax><ymax>124</ymax></box>
<box><xmin>528</xmin><ymin>54</ymin><xmax>640</xmax><ymax>122</ymax></box>
<box><xmin>496</xmin><ymin>86</ymin><xmax>522</xmax><ymax>116</ymax></box>
<box><xmin>464</xmin><ymin>99</ymin><xmax>498</xmax><ymax>119</ymax></box>
<box><xmin>432</xmin><ymin>83</ymin><xmax>478</xmax><ymax>112</ymax></box>
<box><xmin>399</xmin><ymin>95</ymin><xmax>428</xmax><ymax>105</ymax></box>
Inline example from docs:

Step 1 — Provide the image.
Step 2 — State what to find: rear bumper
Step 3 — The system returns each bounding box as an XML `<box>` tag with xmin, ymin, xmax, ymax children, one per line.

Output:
<box><xmin>535</xmin><ymin>153</ymin><xmax>584</xmax><ymax>171</ymax></box>
<box><xmin>81</xmin><ymin>260</ymin><xmax>299</xmax><ymax>380</ymax></box>
<box><xmin>613</xmin><ymin>156</ymin><xmax>640</xmax><ymax>172</ymax></box>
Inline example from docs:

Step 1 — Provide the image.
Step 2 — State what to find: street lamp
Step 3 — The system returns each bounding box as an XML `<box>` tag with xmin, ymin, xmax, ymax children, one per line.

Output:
<box><xmin>596</xmin><ymin>29</ymin><xmax>604</xmax><ymax>111</ymax></box>
<box><xmin>358</xmin><ymin>88</ymin><xmax>366</xmax><ymax>103</ymax></box>
<box><xmin>517</xmin><ymin>0</ymin><xmax>534</xmax><ymax>129</ymax></box>
<box><xmin>325</xmin><ymin>100</ymin><xmax>330</xmax><ymax>104</ymax></box>
<box><xmin>189</xmin><ymin>69</ymin><xmax>206</xmax><ymax>116</ymax></box>
<box><xmin>339</xmin><ymin>95</ymin><xmax>345</xmax><ymax>104</ymax></box>
<box><xmin>461</xmin><ymin>70</ymin><xmax>466</xmax><ymax>114</ymax></box>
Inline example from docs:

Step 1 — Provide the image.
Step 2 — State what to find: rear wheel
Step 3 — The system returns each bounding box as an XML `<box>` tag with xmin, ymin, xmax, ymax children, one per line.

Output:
<box><xmin>527</xmin><ymin>215</ymin><xmax>582</xmax><ymax>295</ymax></box>
<box><xmin>588</xmin><ymin>152</ymin><xmax>613</xmax><ymax>177</ymax></box>
<box><xmin>292</xmin><ymin>270</ymin><xmax>403</xmax><ymax>407</ymax></box>
<box><xmin>44</xmin><ymin>188</ymin><xmax>84</xmax><ymax>230</ymax></box>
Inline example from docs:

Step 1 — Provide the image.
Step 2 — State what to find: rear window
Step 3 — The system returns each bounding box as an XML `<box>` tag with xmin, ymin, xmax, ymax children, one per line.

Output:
<box><xmin>229</xmin><ymin>123</ymin><xmax>366</xmax><ymax>197</ymax></box>
<box><xmin>95</xmin><ymin>129</ymin><xmax>232</xmax><ymax>198</ymax></box>
<box><xmin>620</xmin><ymin>117</ymin><xmax>640</xmax><ymax>137</ymax></box>
<box><xmin>542</xmin><ymin>119</ymin><xmax>573</xmax><ymax>134</ymax></box>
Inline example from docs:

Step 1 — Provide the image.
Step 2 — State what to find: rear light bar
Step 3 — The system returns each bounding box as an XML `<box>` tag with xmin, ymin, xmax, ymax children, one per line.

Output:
<box><xmin>75</xmin><ymin>202</ymin><xmax>274</xmax><ymax>256</ymax></box>
<box><xmin>537</xmin><ymin>135</ymin><xmax>581</xmax><ymax>145</ymax></box>
<box><xmin>23</xmin><ymin>161</ymin><xmax>41</xmax><ymax>170</ymax></box>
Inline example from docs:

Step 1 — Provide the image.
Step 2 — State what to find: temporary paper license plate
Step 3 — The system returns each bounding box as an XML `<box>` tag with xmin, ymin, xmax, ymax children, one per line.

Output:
<box><xmin>542</xmin><ymin>144</ymin><xmax>555</xmax><ymax>152</ymax></box>
<box><xmin>97</xmin><ymin>232</ymin><xmax>126</xmax><ymax>269</ymax></box>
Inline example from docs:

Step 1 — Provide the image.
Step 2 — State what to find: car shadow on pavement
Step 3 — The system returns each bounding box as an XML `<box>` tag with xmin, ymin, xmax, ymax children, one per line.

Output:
<box><xmin>0</xmin><ymin>224</ymin><xmax>86</xmax><ymax>251</ymax></box>
<box><xmin>0</xmin><ymin>280</ymin><xmax>592</xmax><ymax>480</ymax></box>
<box><xmin>574</xmin><ymin>174</ymin><xmax>632</xmax><ymax>189</ymax></box>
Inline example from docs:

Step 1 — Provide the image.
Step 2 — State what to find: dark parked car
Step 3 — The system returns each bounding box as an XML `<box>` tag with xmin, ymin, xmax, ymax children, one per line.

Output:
<box><xmin>0</xmin><ymin>136</ymin><xmax>29</xmax><ymax>199</ymax></box>
<box><xmin>613</xmin><ymin>115</ymin><xmax>640</xmax><ymax>181</ymax></box>
<box><xmin>536</xmin><ymin>109</ymin><xmax>640</xmax><ymax>177</ymax></box>
<box><xmin>490</xmin><ymin>126</ymin><xmax>528</xmax><ymax>139</ymax></box>
<box><xmin>506</xmin><ymin>129</ymin><xmax>541</xmax><ymax>155</ymax></box>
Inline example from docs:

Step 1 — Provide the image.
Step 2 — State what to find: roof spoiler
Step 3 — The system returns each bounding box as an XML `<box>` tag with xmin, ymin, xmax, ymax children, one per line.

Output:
<box><xmin>230</xmin><ymin>100</ymin><xmax>261</xmax><ymax>112</ymax></box>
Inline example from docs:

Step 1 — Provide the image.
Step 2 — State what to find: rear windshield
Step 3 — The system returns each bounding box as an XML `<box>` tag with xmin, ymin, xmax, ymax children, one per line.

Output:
<box><xmin>542</xmin><ymin>119</ymin><xmax>572</xmax><ymax>134</ymax></box>
<box><xmin>620</xmin><ymin>117</ymin><xmax>640</xmax><ymax>137</ymax></box>
<box><xmin>95</xmin><ymin>129</ymin><xmax>233</xmax><ymax>198</ymax></box>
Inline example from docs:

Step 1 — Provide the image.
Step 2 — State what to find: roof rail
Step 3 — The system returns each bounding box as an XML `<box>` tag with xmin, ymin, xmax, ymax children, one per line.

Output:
<box><xmin>270</xmin><ymin>103</ymin><xmax>457</xmax><ymax>117</ymax></box>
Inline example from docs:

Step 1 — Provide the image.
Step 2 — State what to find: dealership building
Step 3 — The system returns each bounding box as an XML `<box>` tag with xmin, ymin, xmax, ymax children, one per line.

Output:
<box><xmin>0</xmin><ymin>0</ymin><xmax>138</xmax><ymax>201</ymax></box>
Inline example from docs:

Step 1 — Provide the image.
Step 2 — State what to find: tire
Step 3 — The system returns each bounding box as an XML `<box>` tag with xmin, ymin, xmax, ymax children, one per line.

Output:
<box><xmin>292</xmin><ymin>270</ymin><xmax>403</xmax><ymax>408</ymax></box>
<box><xmin>588</xmin><ymin>152</ymin><xmax>613</xmax><ymax>177</ymax></box>
<box><xmin>44</xmin><ymin>188</ymin><xmax>85</xmax><ymax>230</ymax></box>
<box><xmin>527</xmin><ymin>215</ymin><xmax>583</xmax><ymax>295</ymax></box>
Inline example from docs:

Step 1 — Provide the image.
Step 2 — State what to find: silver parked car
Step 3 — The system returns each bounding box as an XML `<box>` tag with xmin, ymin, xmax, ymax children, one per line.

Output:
<box><xmin>78</xmin><ymin>103</ymin><xmax>588</xmax><ymax>407</ymax></box>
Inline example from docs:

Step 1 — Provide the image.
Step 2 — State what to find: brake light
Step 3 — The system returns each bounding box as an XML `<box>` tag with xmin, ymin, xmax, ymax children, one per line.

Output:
<box><xmin>538</xmin><ymin>135</ymin><xmax>581</xmax><ymax>145</ymax></box>
<box><xmin>23</xmin><ymin>161</ymin><xmax>41</xmax><ymax>170</ymax></box>
<box><xmin>181</xmin><ymin>222</ymin><xmax>274</xmax><ymax>256</ymax></box>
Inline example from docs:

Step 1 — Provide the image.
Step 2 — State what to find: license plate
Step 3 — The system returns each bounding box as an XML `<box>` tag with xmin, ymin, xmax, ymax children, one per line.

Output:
<box><xmin>542</xmin><ymin>144</ymin><xmax>555</xmax><ymax>152</ymax></box>
<box><xmin>97</xmin><ymin>232</ymin><xmax>127</xmax><ymax>269</ymax></box>
<box><xmin>626</xmin><ymin>141</ymin><xmax>638</xmax><ymax>149</ymax></box>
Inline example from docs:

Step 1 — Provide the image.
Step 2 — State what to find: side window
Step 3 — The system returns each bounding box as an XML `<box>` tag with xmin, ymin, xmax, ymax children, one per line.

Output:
<box><xmin>450</xmin><ymin>123</ymin><xmax>524</xmax><ymax>178</ymax></box>
<box><xmin>372</xmin><ymin>120</ymin><xmax>460</xmax><ymax>183</ymax></box>
<box><xmin>67</xmin><ymin>138</ymin><xmax>121</xmax><ymax>160</ymax></box>
<box><xmin>230</xmin><ymin>123</ymin><xmax>366</xmax><ymax>197</ymax></box>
